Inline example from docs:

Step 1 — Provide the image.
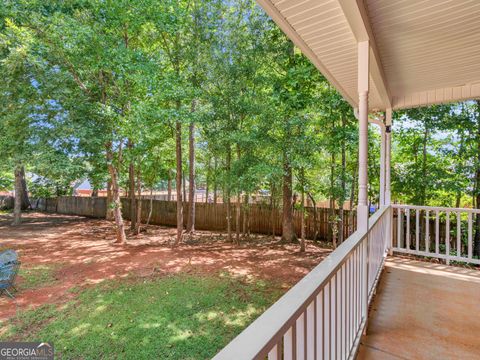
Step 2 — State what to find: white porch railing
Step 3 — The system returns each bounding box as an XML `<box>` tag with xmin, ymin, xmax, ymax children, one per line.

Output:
<box><xmin>214</xmin><ymin>206</ymin><xmax>391</xmax><ymax>360</ymax></box>
<box><xmin>392</xmin><ymin>204</ymin><xmax>480</xmax><ymax>265</ymax></box>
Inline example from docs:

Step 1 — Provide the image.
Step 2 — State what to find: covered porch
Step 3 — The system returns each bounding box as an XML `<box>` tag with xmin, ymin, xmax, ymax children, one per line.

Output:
<box><xmin>215</xmin><ymin>0</ymin><xmax>480</xmax><ymax>359</ymax></box>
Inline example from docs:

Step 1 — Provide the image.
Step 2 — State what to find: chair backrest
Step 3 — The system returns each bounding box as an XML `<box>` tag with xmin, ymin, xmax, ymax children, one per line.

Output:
<box><xmin>0</xmin><ymin>262</ymin><xmax>15</xmax><ymax>281</ymax></box>
<box><xmin>0</xmin><ymin>250</ymin><xmax>18</xmax><ymax>266</ymax></box>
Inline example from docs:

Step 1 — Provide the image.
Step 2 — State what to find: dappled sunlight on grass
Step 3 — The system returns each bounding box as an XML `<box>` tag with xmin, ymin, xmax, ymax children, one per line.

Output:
<box><xmin>2</xmin><ymin>274</ymin><xmax>282</xmax><ymax>359</ymax></box>
<box><xmin>69</xmin><ymin>323</ymin><xmax>91</xmax><ymax>336</ymax></box>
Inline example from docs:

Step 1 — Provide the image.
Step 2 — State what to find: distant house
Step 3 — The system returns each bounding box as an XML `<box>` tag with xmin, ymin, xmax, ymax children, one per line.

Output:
<box><xmin>73</xmin><ymin>179</ymin><xmax>108</xmax><ymax>197</ymax></box>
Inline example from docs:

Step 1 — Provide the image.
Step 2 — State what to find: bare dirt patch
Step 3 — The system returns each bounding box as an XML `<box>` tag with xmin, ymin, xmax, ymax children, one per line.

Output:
<box><xmin>0</xmin><ymin>212</ymin><xmax>331</xmax><ymax>321</ymax></box>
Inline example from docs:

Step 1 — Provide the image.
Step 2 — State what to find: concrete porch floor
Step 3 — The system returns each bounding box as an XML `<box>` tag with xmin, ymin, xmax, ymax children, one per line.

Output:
<box><xmin>357</xmin><ymin>257</ymin><xmax>480</xmax><ymax>360</ymax></box>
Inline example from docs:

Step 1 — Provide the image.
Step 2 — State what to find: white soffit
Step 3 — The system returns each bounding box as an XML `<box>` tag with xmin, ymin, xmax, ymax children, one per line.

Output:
<box><xmin>258</xmin><ymin>0</ymin><xmax>480</xmax><ymax>110</ymax></box>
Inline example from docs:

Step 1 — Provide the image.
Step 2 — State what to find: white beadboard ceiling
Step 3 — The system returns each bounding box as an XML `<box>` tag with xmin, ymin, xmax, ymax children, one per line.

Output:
<box><xmin>258</xmin><ymin>0</ymin><xmax>480</xmax><ymax>110</ymax></box>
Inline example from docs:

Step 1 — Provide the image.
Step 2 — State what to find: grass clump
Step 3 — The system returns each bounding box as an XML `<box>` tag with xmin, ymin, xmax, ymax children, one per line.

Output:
<box><xmin>2</xmin><ymin>273</ymin><xmax>281</xmax><ymax>359</ymax></box>
<box><xmin>18</xmin><ymin>264</ymin><xmax>59</xmax><ymax>290</ymax></box>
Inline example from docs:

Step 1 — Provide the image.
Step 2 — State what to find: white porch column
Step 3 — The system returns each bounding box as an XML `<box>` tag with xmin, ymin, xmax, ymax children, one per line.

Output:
<box><xmin>357</xmin><ymin>41</ymin><xmax>369</xmax><ymax>232</ymax></box>
<box><xmin>379</xmin><ymin>123</ymin><xmax>386</xmax><ymax>206</ymax></box>
<box><xmin>385</xmin><ymin>108</ymin><xmax>392</xmax><ymax>206</ymax></box>
<box><xmin>386</xmin><ymin>108</ymin><xmax>393</xmax><ymax>254</ymax></box>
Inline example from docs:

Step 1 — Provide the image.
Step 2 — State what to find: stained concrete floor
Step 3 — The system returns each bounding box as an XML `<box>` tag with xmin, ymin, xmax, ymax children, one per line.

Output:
<box><xmin>357</xmin><ymin>257</ymin><xmax>480</xmax><ymax>360</ymax></box>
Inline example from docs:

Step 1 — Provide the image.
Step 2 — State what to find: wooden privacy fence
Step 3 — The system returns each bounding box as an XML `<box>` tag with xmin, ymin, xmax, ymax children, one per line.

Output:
<box><xmin>33</xmin><ymin>196</ymin><xmax>357</xmax><ymax>241</ymax></box>
<box><xmin>34</xmin><ymin>197</ymin><xmax>107</xmax><ymax>218</ymax></box>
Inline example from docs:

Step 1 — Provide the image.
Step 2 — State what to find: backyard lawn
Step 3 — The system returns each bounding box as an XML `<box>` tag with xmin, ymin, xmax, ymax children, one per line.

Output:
<box><xmin>0</xmin><ymin>212</ymin><xmax>330</xmax><ymax>359</ymax></box>
<box><xmin>3</xmin><ymin>274</ymin><xmax>279</xmax><ymax>359</ymax></box>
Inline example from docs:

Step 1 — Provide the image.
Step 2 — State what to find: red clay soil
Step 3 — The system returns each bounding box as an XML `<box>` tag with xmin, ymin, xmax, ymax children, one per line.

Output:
<box><xmin>0</xmin><ymin>212</ymin><xmax>331</xmax><ymax>321</ymax></box>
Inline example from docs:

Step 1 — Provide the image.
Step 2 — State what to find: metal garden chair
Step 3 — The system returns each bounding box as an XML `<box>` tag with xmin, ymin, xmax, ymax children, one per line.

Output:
<box><xmin>0</xmin><ymin>250</ymin><xmax>20</xmax><ymax>298</ymax></box>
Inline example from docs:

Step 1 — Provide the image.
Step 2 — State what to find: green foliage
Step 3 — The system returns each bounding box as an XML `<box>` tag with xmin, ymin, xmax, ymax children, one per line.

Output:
<box><xmin>392</xmin><ymin>102</ymin><xmax>480</xmax><ymax>207</ymax></box>
<box><xmin>0</xmin><ymin>0</ymin><xmax>478</xmax><ymax>218</ymax></box>
<box><xmin>0</xmin><ymin>170</ymin><xmax>13</xmax><ymax>191</ymax></box>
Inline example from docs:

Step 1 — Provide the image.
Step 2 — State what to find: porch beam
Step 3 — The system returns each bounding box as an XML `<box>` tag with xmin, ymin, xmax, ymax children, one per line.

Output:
<box><xmin>357</xmin><ymin>40</ymin><xmax>369</xmax><ymax>232</ymax></box>
<box><xmin>337</xmin><ymin>0</ymin><xmax>391</xmax><ymax>110</ymax></box>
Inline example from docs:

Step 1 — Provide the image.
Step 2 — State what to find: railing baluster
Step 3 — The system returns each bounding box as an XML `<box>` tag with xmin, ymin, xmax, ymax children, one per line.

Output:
<box><xmin>406</xmin><ymin>208</ymin><xmax>410</xmax><ymax>250</ymax></box>
<box><xmin>284</xmin><ymin>326</ymin><xmax>294</xmax><ymax>360</ymax></box>
<box><xmin>341</xmin><ymin>264</ymin><xmax>346</xmax><ymax>360</ymax></box>
<box><xmin>397</xmin><ymin>208</ymin><xmax>402</xmax><ymax>248</ymax></box>
<box><xmin>435</xmin><ymin>210</ymin><xmax>440</xmax><ymax>255</ymax></box>
<box><xmin>268</xmin><ymin>344</ymin><xmax>281</xmax><ymax>360</ymax></box>
<box><xmin>468</xmin><ymin>212</ymin><xmax>473</xmax><ymax>259</ymax></box>
<box><xmin>415</xmin><ymin>209</ymin><xmax>420</xmax><ymax>252</ymax></box>
<box><xmin>362</xmin><ymin>239</ymin><xmax>368</xmax><ymax>325</ymax></box>
<box><xmin>325</xmin><ymin>282</ymin><xmax>330</xmax><ymax>360</ymax></box>
<box><xmin>316</xmin><ymin>291</ymin><xmax>323</xmax><ymax>360</ymax></box>
<box><xmin>425</xmin><ymin>210</ymin><xmax>429</xmax><ymax>253</ymax></box>
<box><xmin>331</xmin><ymin>275</ymin><xmax>336</xmax><ymax>360</ymax></box>
<box><xmin>337</xmin><ymin>268</ymin><xmax>342</xmax><ymax>360</ymax></box>
<box><xmin>354</xmin><ymin>248</ymin><xmax>358</xmax><ymax>334</ymax></box>
<box><xmin>349</xmin><ymin>254</ymin><xmax>355</xmax><ymax>354</ymax></box>
<box><xmin>457</xmin><ymin>212</ymin><xmax>461</xmax><ymax>258</ymax></box>
<box><xmin>306</xmin><ymin>302</ymin><xmax>314</xmax><ymax>360</ymax></box>
<box><xmin>445</xmin><ymin>211</ymin><xmax>450</xmax><ymax>265</ymax></box>
<box><xmin>296</xmin><ymin>312</ymin><xmax>305</xmax><ymax>360</ymax></box>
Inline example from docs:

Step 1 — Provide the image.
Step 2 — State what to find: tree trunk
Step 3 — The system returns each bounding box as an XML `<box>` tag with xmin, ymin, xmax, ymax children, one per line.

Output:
<box><xmin>455</xmin><ymin>133</ymin><xmax>465</xmax><ymax>209</ymax></box>
<box><xmin>146</xmin><ymin>188</ymin><xmax>153</xmax><ymax>228</ymax></box>
<box><xmin>108</xmin><ymin>161</ymin><xmax>127</xmax><ymax>244</ymax></box>
<box><xmin>134</xmin><ymin>169</ymin><xmax>142</xmax><ymax>235</ymax></box>
<box><xmin>330</xmin><ymin>151</ymin><xmax>337</xmax><ymax>248</ymax></box>
<box><xmin>420</xmin><ymin>127</ymin><xmax>429</xmax><ymax>206</ymax></box>
<box><xmin>235</xmin><ymin>146</ymin><xmax>241</xmax><ymax>244</ymax></box>
<box><xmin>242</xmin><ymin>194</ymin><xmax>248</xmax><ymax>238</ymax></box>
<box><xmin>20</xmin><ymin>166</ymin><xmax>30</xmax><ymax>210</ymax></box>
<box><xmin>12</xmin><ymin>166</ymin><xmax>22</xmax><ymax>226</ymax></box>
<box><xmin>167</xmin><ymin>169</ymin><xmax>172</xmax><ymax>201</ymax></box>
<box><xmin>213</xmin><ymin>157</ymin><xmax>218</xmax><ymax>204</ymax></box>
<box><xmin>281</xmin><ymin>156</ymin><xmax>297</xmax><ymax>243</ymax></box>
<box><xmin>226</xmin><ymin>147</ymin><xmax>232</xmax><ymax>242</ymax></box>
<box><xmin>271</xmin><ymin>182</ymin><xmax>276</xmax><ymax>238</ymax></box>
<box><xmin>129</xmin><ymin>151</ymin><xmax>136</xmax><ymax>231</ymax></box>
<box><xmin>106</xmin><ymin>180</ymin><xmax>114</xmax><ymax>220</ymax></box>
<box><xmin>235</xmin><ymin>193</ymin><xmax>241</xmax><ymax>244</ymax></box>
<box><xmin>349</xmin><ymin>161</ymin><xmax>358</xmax><ymax>234</ymax></box>
<box><xmin>174</xmin><ymin>118</ymin><xmax>183</xmax><ymax>246</ymax></box>
<box><xmin>182</xmin><ymin>176</ymin><xmax>187</xmax><ymax>209</ymax></box>
<box><xmin>186</xmin><ymin>119</ymin><xmax>196</xmax><ymax>233</ymax></box>
<box><xmin>308</xmin><ymin>193</ymin><xmax>318</xmax><ymax>241</ymax></box>
<box><xmin>91</xmin><ymin>189</ymin><xmax>99</xmax><ymax>197</ymax></box>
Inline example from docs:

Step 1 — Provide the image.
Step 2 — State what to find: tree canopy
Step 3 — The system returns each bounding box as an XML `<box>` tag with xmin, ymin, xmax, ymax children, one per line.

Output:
<box><xmin>1</xmin><ymin>0</ymin><xmax>479</xmax><ymax>247</ymax></box>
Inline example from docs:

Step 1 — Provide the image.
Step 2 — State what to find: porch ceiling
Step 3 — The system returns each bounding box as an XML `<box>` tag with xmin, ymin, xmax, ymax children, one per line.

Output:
<box><xmin>258</xmin><ymin>0</ymin><xmax>480</xmax><ymax>111</ymax></box>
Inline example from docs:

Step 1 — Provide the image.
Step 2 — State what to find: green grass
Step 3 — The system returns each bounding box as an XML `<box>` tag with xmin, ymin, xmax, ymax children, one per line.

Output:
<box><xmin>2</xmin><ymin>273</ymin><xmax>282</xmax><ymax>359</ymax></box>
<box><xmin>18</xmin><ymin>264</ymin><xmax>60</xmax><ymax>290</ymax></box>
